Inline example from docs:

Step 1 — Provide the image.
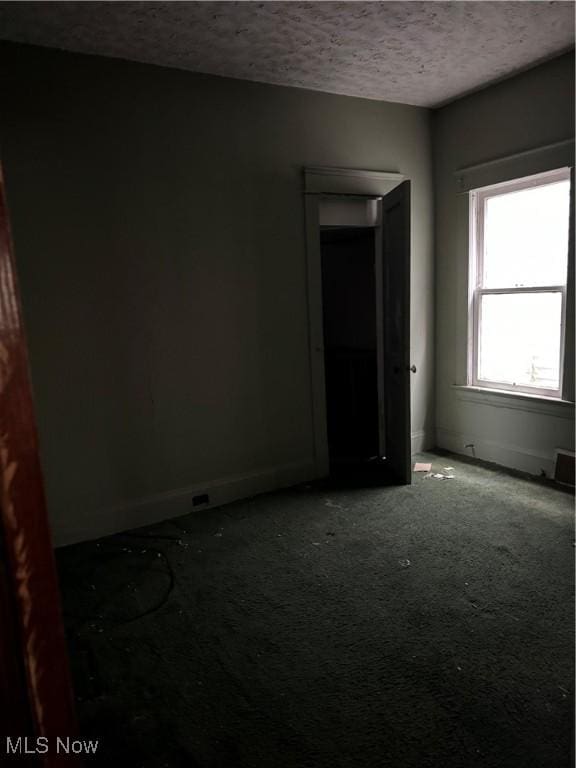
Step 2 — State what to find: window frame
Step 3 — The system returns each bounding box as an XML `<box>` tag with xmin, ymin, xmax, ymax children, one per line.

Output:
<box><xmin>468</xmin><ymin>167</ymin><xmax>571</xmax><ymax>399</ymax></box>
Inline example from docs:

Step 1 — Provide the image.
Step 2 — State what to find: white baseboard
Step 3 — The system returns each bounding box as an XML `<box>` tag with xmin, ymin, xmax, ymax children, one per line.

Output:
<box><xmin>411</xmin><ymin>429</ymin><xmax>433</xmax><ymax>455</ymax></box>
<box><xmin>52</xmin><ymin>430</ymin><xmax>441</xmax><ymax>547</ymax></box>
<box><xmin>436</xmin><ymin>427</ymin><xmax>555</xmax><ymax>478</ymax></box>
<box><xmin>53</xmin><ymin>459</ymin><xmax>317</xmax><ymax>548</ymax></box>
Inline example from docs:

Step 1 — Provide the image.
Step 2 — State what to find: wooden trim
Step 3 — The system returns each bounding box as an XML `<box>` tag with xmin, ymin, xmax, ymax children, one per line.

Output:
<box><xmin>0</xmin><ymin>538</ymin><xmax>36</xmax><ymax>759</ymax></box>
<box><xmin>474</xmin><ymin>286</ymin><xmax>565</xmax><ymax>295</ymax></box>
<box><xmin>53</xmin><ymin>458</ymin><xmax>316</xmax><ymax>547</ymax></box>
<box><xmin>455</xmin><ymin>139</ymin><xmax>574</xmax><ymax>178</ymax></box>
<box><xmin>455</xmin><ymin>139</ymin><xmax>574</xmax><ymax>193</ymax></box>
<box><xmin>562</xmin><ymin>167</ymin><xmax>575</xmax><ymax>401</ymax></box>
<box><xmin>304</xmin><ymin>166</ymin><xmax>405</xmax><ymax>196</ymax></box>
<box><xmin>0</xmin><ymin>162</ymin><xmax>79</xmax><ymax>765</ymax></box>
<box><xmin>436</xmin><ymin>426</ymin><xmax>561</xmax><ymax>478</ymax></box>
<box><xmin>452</xmin><ymin>385</ymin><xmax>575</xmax><ymax>419</ymax></box>
<box><xmin>303</xmin><ymin>193</ymin><xmax>329</xmax><ymax>477</ymax></box>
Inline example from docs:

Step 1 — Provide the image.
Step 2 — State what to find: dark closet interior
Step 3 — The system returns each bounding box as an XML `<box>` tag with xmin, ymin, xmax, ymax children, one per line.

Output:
<box><xmin>320</xmin><ymin>226</ymin><xmax>379</xmax><ymax>468</ymax></box>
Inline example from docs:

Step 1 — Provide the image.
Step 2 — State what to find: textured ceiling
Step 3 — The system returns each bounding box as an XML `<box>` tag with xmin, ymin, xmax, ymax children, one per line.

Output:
<box><xmin>0</xmin><ymin>1</ymin><xmax>573</xmax><ymax>107</ymax></box>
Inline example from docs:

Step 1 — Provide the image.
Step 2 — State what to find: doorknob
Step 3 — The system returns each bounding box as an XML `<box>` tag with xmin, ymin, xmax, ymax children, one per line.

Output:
<box><xmin>408</xmin><ymin>365</ymin><xmax>417</xmax><ymax>373</ymax></box>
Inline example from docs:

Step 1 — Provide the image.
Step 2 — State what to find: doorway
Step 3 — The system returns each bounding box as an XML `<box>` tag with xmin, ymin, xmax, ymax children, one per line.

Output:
<box><xmin>320</xmin><ymin>225</ymin><xmax>380</xmax><ymax>469</ymax></box>
<box><xmin>304</xmin><ymin>167</ymin><xmax>412</xmax><ymax>485</ymax></box>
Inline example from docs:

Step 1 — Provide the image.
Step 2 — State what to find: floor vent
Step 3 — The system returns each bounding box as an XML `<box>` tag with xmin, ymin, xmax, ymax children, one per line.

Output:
<box><xmin>554</xmin><ymin>450</ymin><xmax>575</xmax><ymax>487</ymax></box>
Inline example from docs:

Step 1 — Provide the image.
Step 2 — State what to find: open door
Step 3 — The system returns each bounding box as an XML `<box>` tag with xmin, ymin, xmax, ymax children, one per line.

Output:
<box><xmin>380</xmin><ymin>180</ymin><xmax>412</xmax><ymax>484</ymax></box>
<box><xmin>0</xmin><ymin>162</ymin><xmax>79</xmax><ymax>764</ymax></box>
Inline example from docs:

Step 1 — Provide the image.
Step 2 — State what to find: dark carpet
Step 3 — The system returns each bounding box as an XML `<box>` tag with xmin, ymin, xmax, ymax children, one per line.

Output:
<box><xmin>56</xmin><ymin>452</ymin><xmax>574</xmax><ymax>768</ymax></box>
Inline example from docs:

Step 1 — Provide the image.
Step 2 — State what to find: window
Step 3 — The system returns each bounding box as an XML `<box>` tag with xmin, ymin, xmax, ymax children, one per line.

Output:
<box><xmin>469</xmin><ymin>167</ymin><xmax>571</xmax><ymax>398</ymax></box>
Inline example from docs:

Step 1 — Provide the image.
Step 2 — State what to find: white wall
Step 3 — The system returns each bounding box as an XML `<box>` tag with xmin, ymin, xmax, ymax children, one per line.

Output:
<box><xmin>0</xmin><ymin>42</ymin><xmax>434</xmax><ymax>545</ymax></box>
<box><xmin>433</xmin><ymin>52</ymin><xmax>575</xmax><ymax>476</ymax></box>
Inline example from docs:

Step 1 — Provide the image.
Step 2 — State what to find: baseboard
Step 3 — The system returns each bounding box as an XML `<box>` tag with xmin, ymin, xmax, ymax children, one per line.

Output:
<box><xmin>52</xmin><ymin>459</ymin><xmax>317</xmax><ymax>548</ymax></box>
<box><xmin>436</xmin><ymin>427</ymin><xmax>555</xmax><ymax>478</ymax></box>
<box><xmin>411</xmin><ymin>429</ymin><xmax>433</xmax><ymax>455</ymax></box>
<box><xmin>53</xmin><ymin>430</ymin><xmax>436</xmax><ymax>546</ymax></box>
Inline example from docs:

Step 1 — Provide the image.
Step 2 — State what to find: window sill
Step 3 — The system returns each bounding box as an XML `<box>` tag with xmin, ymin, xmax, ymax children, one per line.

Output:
<box><xmin>452</xmin><ymin>385</ymin><xmax>575</xmax><ymax>419</ymax></box>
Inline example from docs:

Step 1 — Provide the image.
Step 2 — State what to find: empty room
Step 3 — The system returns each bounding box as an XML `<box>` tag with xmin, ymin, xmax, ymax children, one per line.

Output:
<box><xmin>0</xmin><ymin>2</ymin><xmax>573</xmax><ymax>767</ymax></box>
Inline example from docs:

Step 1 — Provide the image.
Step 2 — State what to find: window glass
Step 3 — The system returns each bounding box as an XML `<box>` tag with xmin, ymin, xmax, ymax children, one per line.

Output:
<box><xmin>483</xmin><ymin>180</ymin><xmax>570</xmax><ymax>288</ymax></box>
<box><xmin>478</xmin><ymin>292</ymin><xmax>563</xmax><ymax>390</ymax></box>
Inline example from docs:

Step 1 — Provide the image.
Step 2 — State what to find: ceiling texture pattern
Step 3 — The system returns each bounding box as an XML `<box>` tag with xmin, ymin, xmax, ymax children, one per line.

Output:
<box><xmin>0</xmin><ymin>1</ymin><xmax>573</xmax><ymax>107</ymax></box>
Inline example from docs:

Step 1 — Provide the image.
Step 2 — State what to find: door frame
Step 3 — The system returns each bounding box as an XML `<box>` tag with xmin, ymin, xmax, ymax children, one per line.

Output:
<box><xmin>0</xmin><ymin>161</ymin><xmax>80</xmax><ymax>764</ymax></box>
<box><xmin>303</xmin><ymin>167</ymin><xmax>406</xmax><ymax>477</ymax></box>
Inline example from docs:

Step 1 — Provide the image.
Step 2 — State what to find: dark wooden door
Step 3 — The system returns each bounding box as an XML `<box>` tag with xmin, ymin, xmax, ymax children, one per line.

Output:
<box><xmin>381</xmin><ymin>181</ymin><xmax>412</xmax><ymax>484</ymax></box>
<box><xmin>0</xmin><ymin>162</ymin><xmax>80</xmax><ymax>765</ymax></box>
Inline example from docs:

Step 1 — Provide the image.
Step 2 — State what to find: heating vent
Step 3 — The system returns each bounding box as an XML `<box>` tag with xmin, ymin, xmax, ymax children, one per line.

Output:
<box><xmin>554</xmin><ymin>450</ymin><xmax>575</xmax><ymax>487</ymax></box>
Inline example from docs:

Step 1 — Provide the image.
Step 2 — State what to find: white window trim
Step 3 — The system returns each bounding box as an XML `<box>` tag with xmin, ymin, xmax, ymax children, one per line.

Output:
<box><xmin>452</xmin><ymin>384</ymin><xmax>575</xmax><ymax>419</ymax></box>
<box><xmin>468</xmin><ymin>167</ymin><xmax>571</xmax><ymax>400</ymax></box>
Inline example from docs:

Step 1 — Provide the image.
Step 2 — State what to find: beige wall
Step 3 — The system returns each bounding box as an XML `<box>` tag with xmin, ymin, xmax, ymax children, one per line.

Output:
<box><xmin>0</xmin><ymin>42</ymin><xmax>434</xmax><ymax>545</ymax></box>
<box><xmin>433</xmin><ymin>52</ymin><xmax>575</xmax><ymax>475</ymax></box>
